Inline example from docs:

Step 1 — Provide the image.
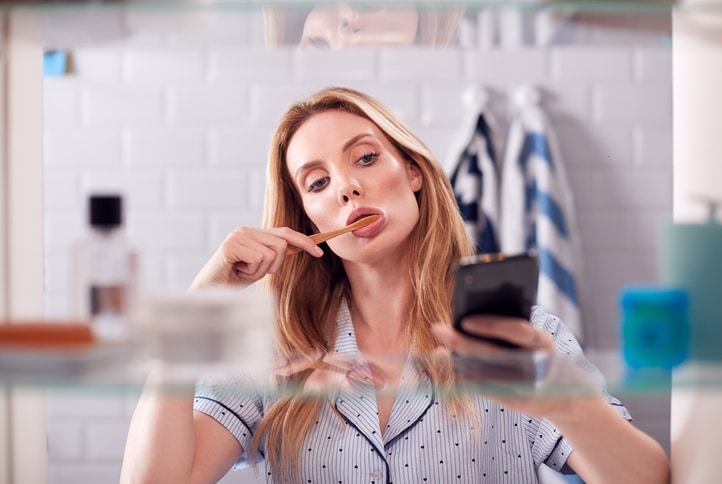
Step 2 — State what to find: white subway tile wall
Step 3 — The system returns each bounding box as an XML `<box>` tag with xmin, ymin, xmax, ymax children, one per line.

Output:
<box><xmin>42</xmin><ymin>11</ymin><xmax>672</xmax><ymax>484</ymax></box>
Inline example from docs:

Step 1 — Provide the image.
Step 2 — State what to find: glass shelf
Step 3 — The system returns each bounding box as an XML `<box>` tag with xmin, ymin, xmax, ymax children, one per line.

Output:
<box><xmin>2</xmin><ymin>0</ymin><xmax>679</xmax><ymax>9</ymax></box>
<box><xmin>9</xmin><ymin>0</ymin><xmax>682</xmax><ymax>53</ymax></box>
<box><xmin>0</xmin><ymin>1</ymin><xmax>681</xmax><ymax>11</ymax></box>
<box><xmin>0</xmin><ymin>343</ymin><xmax>698</xmax><ymax>398</ymax></box>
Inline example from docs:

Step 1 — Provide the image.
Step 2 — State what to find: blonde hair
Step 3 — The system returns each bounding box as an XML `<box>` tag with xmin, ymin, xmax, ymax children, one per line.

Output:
<box><xmin>417</xmin><ymin>7</ymin><xmax>465</xmax><ymax>46</ymax></box>
<box><xmin>252</xmin><ymin>86</ymin><xmax>475</xmax><ymax>480</ymax></box>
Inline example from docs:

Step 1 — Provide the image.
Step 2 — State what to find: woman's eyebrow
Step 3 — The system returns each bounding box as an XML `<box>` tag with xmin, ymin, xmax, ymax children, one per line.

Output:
<box><xmin>294</xmin><ymin>160</ymin><xmax>323</xmax><ymax>181</ymax></box>
<box><xmin>342</xmin><ymin>133</ymin><xmax>378</xmax><ymax>152</ymax></box>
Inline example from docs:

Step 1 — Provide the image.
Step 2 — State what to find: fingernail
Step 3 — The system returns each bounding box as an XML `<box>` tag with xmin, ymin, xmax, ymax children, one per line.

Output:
<box><xmin>314</xmin><ymin>246</ymin><xmax>324</xmax><ymax>257</ymax></box>
<box><xmin>347</xmin><ymin>365</ymin><xmax>385</xmax><ymax>387</ymax></box>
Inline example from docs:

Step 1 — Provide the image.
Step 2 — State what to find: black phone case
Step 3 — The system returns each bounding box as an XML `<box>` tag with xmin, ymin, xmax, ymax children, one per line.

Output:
<box><xmin>452</xmin><ymin>252</ymin><xmax>539</xmax><ymax>348</ymax></box>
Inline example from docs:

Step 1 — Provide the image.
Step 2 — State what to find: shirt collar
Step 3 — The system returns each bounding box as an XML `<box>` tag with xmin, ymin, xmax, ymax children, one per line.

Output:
<box><xmin>331</xmin><ymin>297</ymin><xmax>435</xmax><ymax>446</ymax></box>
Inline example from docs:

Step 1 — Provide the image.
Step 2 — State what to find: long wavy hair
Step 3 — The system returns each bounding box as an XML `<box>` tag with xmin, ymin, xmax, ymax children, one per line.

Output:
<box><xmin>252</xmin><ymin>86</ymin><xmax>475</xmax><ymax>480</ymax></box>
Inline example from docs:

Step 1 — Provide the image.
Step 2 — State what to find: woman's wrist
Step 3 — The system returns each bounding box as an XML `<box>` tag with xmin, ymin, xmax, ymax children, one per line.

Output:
<box><xmin>544</xmin><ymin>391</ymin><xmax>608</xmax><ymax>428</ymax></box>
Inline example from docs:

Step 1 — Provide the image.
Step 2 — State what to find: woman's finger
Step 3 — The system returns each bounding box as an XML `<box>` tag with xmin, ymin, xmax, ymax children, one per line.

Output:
<box><xmin>432</xmin><ymin>324</ymin><xmax>515</xmax><ymax>357</ymax></box>
<box><xmin>224</xmin><ymin>232</ymin><xmax>292</xmax><ymax>280</ymax></box>
<box><xmin>227</xmin><ymin>228</ymin><xmax>322</xmax><ymax>272</ymax></box>
<box><xmin>192</xmin><ymin>226</ymin><xmax>324</xmax><ymax>290</ymax></box>
<box><xmin>267</xmin><ymin>227</ymin><xmax>324</xmax><ymax>258</ymax></box>
<box><xmin>459</xmin><ymin>315</ymin><xmax>553</xmax><ymax>351</ymax></box>
<box><xmin>274</xmin><ymin>349</ymin><xmax>324</xmax><ymax>377</ymax></box>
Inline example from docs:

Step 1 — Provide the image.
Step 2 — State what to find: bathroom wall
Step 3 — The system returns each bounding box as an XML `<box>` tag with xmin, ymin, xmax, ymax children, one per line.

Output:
<box><xmin>41</xmin><ymin>8</ymin><xmax>672</xmax><ymax>483</ymax></box>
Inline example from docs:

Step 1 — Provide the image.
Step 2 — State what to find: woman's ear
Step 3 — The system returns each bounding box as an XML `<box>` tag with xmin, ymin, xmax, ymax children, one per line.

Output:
<box><xmin>408</xmin><ymin>163</ymin><xmax>423</xmax><ymax>192</ymax></box>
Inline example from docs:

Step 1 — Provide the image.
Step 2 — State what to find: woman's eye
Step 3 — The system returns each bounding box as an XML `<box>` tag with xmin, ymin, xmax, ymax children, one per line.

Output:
<box><xmin>357</xmin><ymin>152</ymin><xmax>379</xmax><ymax>166</ymax></box>
<box><xmin>307</xmin><ymin>177</ymin><xmax>329</xmax><ymax>193</ymax></box>
<box><xmin>305</xmin><ymin>37</ymin><xmax>330</xmax><ymax>49</ymax></box>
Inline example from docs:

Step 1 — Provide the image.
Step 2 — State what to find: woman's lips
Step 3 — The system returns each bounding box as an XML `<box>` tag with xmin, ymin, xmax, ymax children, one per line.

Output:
<box><xmin>351</xmin><ymin>213</ymin><xmax>385</xmax><ymax>237</ymax></box>
<box><xmin>346</xmin><ymin>207</ymin><xmax>380</xmax><ymax>226</ymax></box>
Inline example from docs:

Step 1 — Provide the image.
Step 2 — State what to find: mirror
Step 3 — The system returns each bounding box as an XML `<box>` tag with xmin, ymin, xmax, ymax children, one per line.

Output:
<box><xmin>263</xmin><ymin>4</ymin><xmax>671</xmax><ymax>48</ymax></box>
<box><xmin>264</xmin><ymin>5</ymin><xmax>463</xmax><ymax>48</ymax></box>
<box><xmin>39</xmin><ymin>3</ymin><xmax>672</xmax><ymax>482</ymax></box>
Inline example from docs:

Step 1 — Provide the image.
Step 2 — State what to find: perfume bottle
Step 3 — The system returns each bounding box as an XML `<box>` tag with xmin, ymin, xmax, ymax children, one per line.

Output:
<box><xmin>75</xmin><ymin>194</ymin><xmax>136</xmax><ymax>341</ymax></box>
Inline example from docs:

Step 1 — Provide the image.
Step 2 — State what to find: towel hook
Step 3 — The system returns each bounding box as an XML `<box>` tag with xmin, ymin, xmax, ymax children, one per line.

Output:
<box><xmin>463</xmin><ymin>85</ymin><xmax>489</xmax><ymax>112</ymax></box>
<box><xmin>511</xmin><ymin>84</ymin><xmax>541</xmax><ymax>109</ymax></box>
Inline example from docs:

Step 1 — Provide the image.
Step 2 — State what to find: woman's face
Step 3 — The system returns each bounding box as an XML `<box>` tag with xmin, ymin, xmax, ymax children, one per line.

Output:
<box><xmin>300</xmin><ymin>4</ymin><xmax>419</xmax><ymax>49</ymax></box>
<box><xmin>285</xmin><ymin>110</ymin><xmax>423</xmax><ymax>262</ymax></box>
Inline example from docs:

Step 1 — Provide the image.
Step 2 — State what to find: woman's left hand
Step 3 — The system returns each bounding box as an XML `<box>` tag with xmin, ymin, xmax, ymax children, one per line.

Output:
<box><xmin>432</xmin><ymin>316</ymin><xmax>597</xmax><ymax>419</ymax></box>
<box><xmin>435</xmin><ymin>314</ymin><xmax>553</xmax><ymax>353</ymax></box>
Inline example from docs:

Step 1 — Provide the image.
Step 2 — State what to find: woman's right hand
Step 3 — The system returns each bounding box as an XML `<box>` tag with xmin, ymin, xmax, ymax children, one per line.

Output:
<box><xmin>190</xmin><ymin>226</ymin><xmax>324</xmax><ymax>290</ymax></box>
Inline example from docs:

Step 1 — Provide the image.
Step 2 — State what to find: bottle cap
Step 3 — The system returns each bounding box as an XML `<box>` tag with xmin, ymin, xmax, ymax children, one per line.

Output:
<box><xmin>89</xmin><ymin>194</ymin><xmax>123</xmax><ymax>229</ymax></box>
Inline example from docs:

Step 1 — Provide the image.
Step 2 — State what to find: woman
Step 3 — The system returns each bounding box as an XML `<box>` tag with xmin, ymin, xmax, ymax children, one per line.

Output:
<box><xmin>121</xmin><ymin>87</ymin><xmax>669</xmax><ymax>483</ymax></box>
<box><xmin>298</xmin><ymin>4</ymin><xmax>464</xmax><ymax>48</ymax></box>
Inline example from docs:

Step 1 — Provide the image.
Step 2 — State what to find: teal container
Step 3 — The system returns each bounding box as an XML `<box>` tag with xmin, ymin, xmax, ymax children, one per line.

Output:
<box><xmin>619</xmin><ymin>286</ymin><xmax>688</xmax><ymax>369</ymax></box>
<box><xmin>660</xmin><ymin>219</ymin><xmax>722</xmax><ymax>362</ymax></box>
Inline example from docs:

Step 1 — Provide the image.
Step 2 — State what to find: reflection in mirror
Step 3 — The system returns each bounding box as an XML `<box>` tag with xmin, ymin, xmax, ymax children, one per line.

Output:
<box><xmin>38</xmin><ymin>3</ymin><xmax>672</xmax><ymax>483</ymax></box>
<box><xmin>263</xmin><ymin>3</ymin><xmax>671</xmax><ymax>48</ymax></box>
<box><xmin>264</xmin><ymin>4</ymin><xmax>464</xmax><ymax>48</ymax></box>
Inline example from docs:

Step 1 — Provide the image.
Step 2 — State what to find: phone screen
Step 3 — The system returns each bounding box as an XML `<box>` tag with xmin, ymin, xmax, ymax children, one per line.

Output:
<box><xmin>452</xmin><ymin>252</ymin><xmax>539</xmax><ymax>348</ymax></box>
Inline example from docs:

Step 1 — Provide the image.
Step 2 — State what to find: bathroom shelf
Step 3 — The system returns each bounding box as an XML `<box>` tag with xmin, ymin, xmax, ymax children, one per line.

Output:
<box><xmin>0</xmin><ymin>345</ymin><xmax>696</xmax><ymax>398</ymax></box>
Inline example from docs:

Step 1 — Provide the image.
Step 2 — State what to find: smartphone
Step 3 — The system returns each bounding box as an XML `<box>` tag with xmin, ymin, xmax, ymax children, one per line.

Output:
<box><xmin>452</xmin><ymin>251</ymin><xmax>539</xmax><ymax>348</ymax></box>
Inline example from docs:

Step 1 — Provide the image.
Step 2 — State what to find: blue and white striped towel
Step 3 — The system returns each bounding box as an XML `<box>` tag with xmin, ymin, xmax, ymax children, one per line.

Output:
<box><xmin>448</xmin><ymin>90</ymin><xmax>501</xmax><ymax>254</ymax></box>
<box><xmin>500</xmin><ymin>86</ymin><xmax>584</xmax><ymax>341</ymax></box>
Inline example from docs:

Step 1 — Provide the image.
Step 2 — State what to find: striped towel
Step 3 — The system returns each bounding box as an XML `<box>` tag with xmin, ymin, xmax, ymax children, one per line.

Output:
<box><xmin>500</xmin><ymin>86</ymin><xmax>584</xmax><ymax>341</ymax></box>
<box><xmin>448</xmin><ymin>90</ymin><xmax>501</xmax><ymax>254</ymax></box>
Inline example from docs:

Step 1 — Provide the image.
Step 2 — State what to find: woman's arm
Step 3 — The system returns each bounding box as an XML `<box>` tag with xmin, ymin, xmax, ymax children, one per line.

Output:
<box><xmin>433</xmin><ymin>318</ymin><xmax>671</xmax><ymax>484</ymax></box>
<box><xmin>120</xmin><ymin>369</ymin><xmax>242</xmax><ymax>484</ymax></box>
<box><xmin>555</xmin><ymin>394</ymin><xmax>670</xmax><ymax>484</ymax></box>
<box><xmin>122</xmin><ymin>225</ymin><xmax>322</xmax><ymax>482</ymax></box>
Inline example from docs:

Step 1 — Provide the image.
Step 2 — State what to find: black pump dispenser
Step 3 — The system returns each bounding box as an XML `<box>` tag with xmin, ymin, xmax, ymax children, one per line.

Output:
<box><xmin>89</xmin><ymin>194</ymin><xmax>123</xmax><ymax>229</ymax></box>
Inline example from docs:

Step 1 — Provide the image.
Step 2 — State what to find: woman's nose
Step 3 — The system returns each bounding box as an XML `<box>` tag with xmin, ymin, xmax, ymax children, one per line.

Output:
<box><xmin>338</xmin><ymin>182</ymin><xmax>363</xmax><ymax>204</ymax></box>
<box><xmin>338</xmin><ymin>5</ymin><xmax>358</xmax><ymax>32</ymax></box>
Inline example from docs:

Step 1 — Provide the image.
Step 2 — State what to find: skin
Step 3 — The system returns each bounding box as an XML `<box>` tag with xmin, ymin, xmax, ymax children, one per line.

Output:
<box><xmin>120</xmin><ymin>109</ymin><xmax>670</xmax><ymax>484</ymax></box>
<box><xmin>286</xmin><ymin>110</ymin><xmax>424</xmax><ymax>429</ymax></box>
<box><xmin>300</xmin><ymin>4</ymin><xmax>419</xmax><ymax>49</ymax></box>
<box><xmin>432</xmin><ymin>318</ymin><xmax>671</xmax><ymax>483</ymax></box>
<box><xmin>286</xmin><ymin>110</ymin><xmax>422</xmax><ymax>264</ymax></box>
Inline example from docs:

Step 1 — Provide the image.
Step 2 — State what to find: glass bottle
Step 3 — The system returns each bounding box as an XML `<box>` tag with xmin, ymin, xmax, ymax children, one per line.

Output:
<box><xmin>75</xmin><ymin>194</ymin><xmax>136</xmax><ymax>341</ymax></box>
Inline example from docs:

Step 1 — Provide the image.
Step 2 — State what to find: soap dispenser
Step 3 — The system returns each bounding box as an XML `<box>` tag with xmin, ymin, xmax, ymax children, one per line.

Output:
<box><xmin>661</xmin><ymin>197</ymin><xmax>722</xmax><ymax>362</ymax></box>
<box><xmin>74</xmin><ymin>194</ymin><xmax>137</xmax><ymax>341</ymax></box>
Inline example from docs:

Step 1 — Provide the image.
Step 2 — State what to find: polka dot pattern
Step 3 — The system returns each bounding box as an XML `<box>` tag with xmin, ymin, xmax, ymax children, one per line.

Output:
<box><xmin>194</xmin><ymin>302</ymin><xmax>631</xmax><ymax>482</ymax></box>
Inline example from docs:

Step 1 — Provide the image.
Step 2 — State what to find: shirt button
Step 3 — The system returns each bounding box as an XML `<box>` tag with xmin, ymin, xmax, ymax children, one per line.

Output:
<box><xmin>371</xmin><ymin>470</ymin><xmax>384</xmax><ymax>480</ymax></box>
